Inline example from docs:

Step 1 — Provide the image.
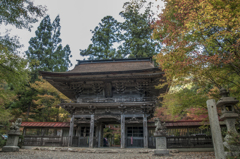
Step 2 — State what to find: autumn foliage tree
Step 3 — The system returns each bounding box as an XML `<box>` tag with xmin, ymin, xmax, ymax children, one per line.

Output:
<box><xmin>29</xmin><ymin>77</ymin><xmax>69</xmax><ymax>122</ymax></box>
<box><xmin>153</xmin><ymin>0</ymin><xmax>240</xmax><ymax>118</ymax></box>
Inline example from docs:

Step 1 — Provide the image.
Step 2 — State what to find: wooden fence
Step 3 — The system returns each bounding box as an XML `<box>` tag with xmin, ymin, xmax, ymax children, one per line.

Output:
<box><xmin>24</xmin><ymin>135</ymin><xmax>213</xmax><ymax>148</ymax></box>
<box><xmin>23</xmin><ymin>136</ymin><xmax>69</xmax><ymax>147</ymax></box>
<box><xmin>149</xmin><ymin>136</ymin><xmax>213</xmax><ymax>148</ymax></box>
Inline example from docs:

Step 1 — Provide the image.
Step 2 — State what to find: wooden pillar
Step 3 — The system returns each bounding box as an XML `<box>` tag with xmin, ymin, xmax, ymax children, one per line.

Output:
<box><xmin>68</xmin><ymin>115</ymin><xmax>74</xmax><ymax>146</ymax></box>
<box><xmin>95</xmin><ymin>124</ymin><xmax>98</xmax><ymax>147</ymax></box>
<box><xmin>77</xmin><ymin>125</ymin><xmax>81</xmax><ymax>147</ymax></box>
<box><xmin>89</xmin><ymin>114</ymin><xmax>95</xmax><ymax>148</ymax></box>
<box><xmin>143</xmin><ymin>114</ymin><xmax>148</xmax><ymax>148</ymax></box>
<box><xmin>98</xmin><ymin>123</ymin><xmax>102</xmax><ymax>148</ymax></box>
<box><xmin>121</xmin><ymin>114</ymin><xmax>125</xmax><ymax>148</ymax></box>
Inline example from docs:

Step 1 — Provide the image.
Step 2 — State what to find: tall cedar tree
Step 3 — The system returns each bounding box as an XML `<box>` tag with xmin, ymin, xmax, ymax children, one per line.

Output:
<box><xmin>80</xmin><ymin>1</ymin><xmax>160</xmax><ymax>60</ymax></box>
<box><xmin>26</xmin><ymin>15</ymin><xmax>72</xmax><ymax>80</ymax></box>
<box><xmin>80</xmin><ymin>16</ymin><xmax>121</xmax><ymax>60</ymax></box>
<box><xmin>118</xmin><ymin>1</ymin><xmax>160</xmax><ymax>58</ymax></box>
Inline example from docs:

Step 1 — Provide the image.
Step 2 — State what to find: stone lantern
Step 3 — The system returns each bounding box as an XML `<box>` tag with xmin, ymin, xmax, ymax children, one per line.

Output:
<box><xmin>2</xmin><ymin>118</ymin><xmax>22</xmax><ymax>152</ymax></box>
<box><xmin>216</xmin><ymin>88</ymin><xmax>239</xmax><ymax>155</ymax></box>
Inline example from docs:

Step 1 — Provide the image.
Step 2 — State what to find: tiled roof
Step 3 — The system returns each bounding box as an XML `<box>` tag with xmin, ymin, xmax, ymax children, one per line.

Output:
<box><xmin>21</xmin><ymin>122</ymin><xmax>70</xmax><ymax>128</ymax></box>
<box><xmin>68</xmin><ymin>60</ymin><xmax>155</xmax><ymax>73</ymax></box>
<box><xmin>21</xmin><ymin>120</ymin><xmax>223</xmax><ymax>128</ymax></box>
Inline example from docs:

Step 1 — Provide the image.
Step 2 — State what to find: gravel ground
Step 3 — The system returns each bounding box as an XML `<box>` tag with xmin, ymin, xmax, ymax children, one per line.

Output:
<box><xmin>0</xmin><ymin>149</ymin><xmax>215</xmax><ymax>159</ymax></box>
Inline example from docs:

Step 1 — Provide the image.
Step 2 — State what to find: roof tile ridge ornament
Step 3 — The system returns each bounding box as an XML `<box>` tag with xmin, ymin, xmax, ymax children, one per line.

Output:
<box><xmin>76</xmin><ymin>57</ymin><xmax>153</xmax><ymax>66</ymax></box>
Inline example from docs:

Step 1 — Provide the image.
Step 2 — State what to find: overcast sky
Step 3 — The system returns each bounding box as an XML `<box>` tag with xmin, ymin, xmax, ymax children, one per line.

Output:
<box><xmin>4</xmin><ymin>0</ymin><xmax>164</xmax><ymax>70</ymax></box>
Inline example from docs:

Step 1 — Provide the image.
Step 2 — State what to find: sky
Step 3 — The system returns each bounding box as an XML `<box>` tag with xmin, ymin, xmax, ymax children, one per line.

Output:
<box><xmin>4</xmin><ymin>0</ymin><xmax>164</xmax><ymax>70</ymax></box>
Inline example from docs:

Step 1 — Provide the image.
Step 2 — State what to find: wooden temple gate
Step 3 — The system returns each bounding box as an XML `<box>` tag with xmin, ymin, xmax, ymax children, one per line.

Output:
<box><xmin>40</xmin><ymin>58</ymin><xmax>166</xmax><ymax>148</ymax></box>
<box><xmin>23</xmin><ymin>57</ymin><xmax>216</xmax><ymax>148</ymax></box>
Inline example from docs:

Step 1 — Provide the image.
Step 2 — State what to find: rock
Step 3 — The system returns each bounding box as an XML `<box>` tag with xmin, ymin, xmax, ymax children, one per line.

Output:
<box><xmin>169</xmin><ymin>149</ymin><xmax>179</xmax><ymax>153</ymax></box>
<box><xmin>68</xmin><ymin>148</ymin><xmax>77</xmax><ymax>152</ymax></box>
<box><xmin>55</xmin><ymin>148</ymin><xmax>62</xmax><ymax>151</ymax></box>
<box><xmin>49</xmin><ymin>147</ymin><xmax>56</xmax><ymax>151</ymax></box>
<box><xmin>153</xmin><ymin>149</ymin><xmax>170</xmax><ymax>156</ymax></box>
<box><xmin>33</xmin><ymin>147</ymin><xmax>40</xmax><ymax>150</ymax></box>
<box><xmin>40</xmin><ymin>147</ymin><xmax>48</xmax><ymax>151</ymax></box>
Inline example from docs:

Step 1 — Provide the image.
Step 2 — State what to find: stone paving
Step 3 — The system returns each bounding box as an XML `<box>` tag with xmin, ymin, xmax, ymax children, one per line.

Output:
<box><xmin>0</xmin><ymin>148</ymin><xmax>215</xmax><ymax>159</ymax></box>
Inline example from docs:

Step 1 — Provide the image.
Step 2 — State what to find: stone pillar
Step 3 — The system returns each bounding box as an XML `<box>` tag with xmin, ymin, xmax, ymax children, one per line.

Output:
<box><xmin>207</xmin><ymin>99</ymin><xmax>225</xmax><ymax>159</ymax></box>
<box><xmin>98</xmin><ymin>123</ymin><xmax>102</xmax><ymax>148</ymax></box>
<box><xmin>143</xmin><ymin>114</ymin><xmax>148</xmax><ymax>148</ymax></box>
<box><xmin>89</xmin><ymin>114</ymin><xmax>95</xmax><ymax>148</ymax></box>
<box><xmin>68</xmin><ymin>115</ymin><xmax>74</xmax><ymax>147</ymax></box>
<box><xmin>121</xmin><ymin>114</ymin><xmax>125</xmax><ymax>148</ymax></box>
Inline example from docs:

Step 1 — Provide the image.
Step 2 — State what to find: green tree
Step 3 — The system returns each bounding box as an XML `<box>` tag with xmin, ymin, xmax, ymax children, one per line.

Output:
<box><xmin>0</xmin><ymin>0</ymin><xmax>46</xmax><ymax>125</ymax></box>
<box><xmin>118</xmin><ymin>1</ymin><xmax>160</xmax><ymax>58</ymax></box>
<box><xmin>25</xmin><ymin>15</ymin><xmax>72</xmax><ymax>80</ymax></box>
<box><xmin>0</xmin><ymin>0</ymin><xmax>46</xmax><ymax>96</ymax></box>
<box><xmin>80</xmin><ymin>16</ymin><xmax>121</xmax><ymax>60</ymax></box>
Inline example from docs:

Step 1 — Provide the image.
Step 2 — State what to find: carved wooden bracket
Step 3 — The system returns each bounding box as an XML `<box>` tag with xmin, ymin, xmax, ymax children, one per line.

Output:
<box><xmin>125</xmin><ymin>117</ymin><xmax>143</xmax><ymax>123</ymax></box>
<box><xmin>118</xmin><ymin>105</ymin><xmax>126</xmax><ymax>114</ymax></box>
<box><xmin>131</xmin><ymin>107</ymin><xmax>137</xmax><ymax>113</ymax></box>
<box><xmin>92</xmin><ymin>83</ymin><xmax>103</xmax><ymax>94</ymax></box>
<box><xmin>141</xmin><ymin>104</ymin><xmax>150</xmax><ymax>113</ymax></box>
<box><xmin>115</xmin><ymin>82</ymin><xmax>126</xmax><ymax>94</ymax></box>
<box><xmin>62</xmin><ymin>105</ymin><xmax>75</xmax><ymax>115</ymax></box>
<box><xmin>75</xmin><ymin>117</ymin><xmax>90</xmax><ymax>123</ymax></box>
<box><xmin>105</xmin><ymin>107</ymin><xmax>111</xmax><ymax>114</ymax></box>
<box><xmin>95</xmin><ymin>115</ymin><xmax>121</xmax><ymax>121</ymax></box>
<box><xmin>66</xmin><ymin>83</ymin><xmax>84</xmax><ymax>95</ymax></box>
<box><xmin>88</xmin><ymin>105</ymin><xmax>96</xmax><ymax>114</ymax></box>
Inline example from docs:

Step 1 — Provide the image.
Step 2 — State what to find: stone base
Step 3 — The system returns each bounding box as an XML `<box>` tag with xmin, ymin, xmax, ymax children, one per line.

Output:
<box><xmin>2</xmin><ymin>146</ymin><xmax>20</xmax><ymax>152</ymax></box>
<box><xmin>155</xmin><ymin>137</ymin><xmax>167</xmax><ymax>149</ymax></box>
<box><xmin>153</xmin><ymin>149</ymin><xmax>170</xmax><ymax>156</ymax></box>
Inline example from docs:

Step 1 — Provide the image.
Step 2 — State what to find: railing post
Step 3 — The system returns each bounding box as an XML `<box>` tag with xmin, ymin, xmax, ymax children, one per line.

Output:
<box><xmin>121</xmin><ymin>114</ymin><xmax>125</xmax><ymax>148</ymax></box>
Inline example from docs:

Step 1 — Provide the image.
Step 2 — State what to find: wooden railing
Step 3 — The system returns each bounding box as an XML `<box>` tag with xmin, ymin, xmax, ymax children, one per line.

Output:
<box><xmin>167</xmin><ymin>136</ymin><xmax>213</xmax><ymax>148</ymax></box>
<box><xmin>148</xmin><ymin>136</ymin><xmax>213</xmax><ymax>148</ymax></box>
<box><xmin>23</xmin><ymin>136</ymin><xmax>65</xmax><ymax>147</ymax></box>
<box><xmin>126</xmin><ymin>137</ymin><xmax>144</xmax><ymax>147</ymax></box>
<box><xmin>61</xmin><ymin>97</ymin><xmax>155</xmax><ymax>103</ymax></box>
